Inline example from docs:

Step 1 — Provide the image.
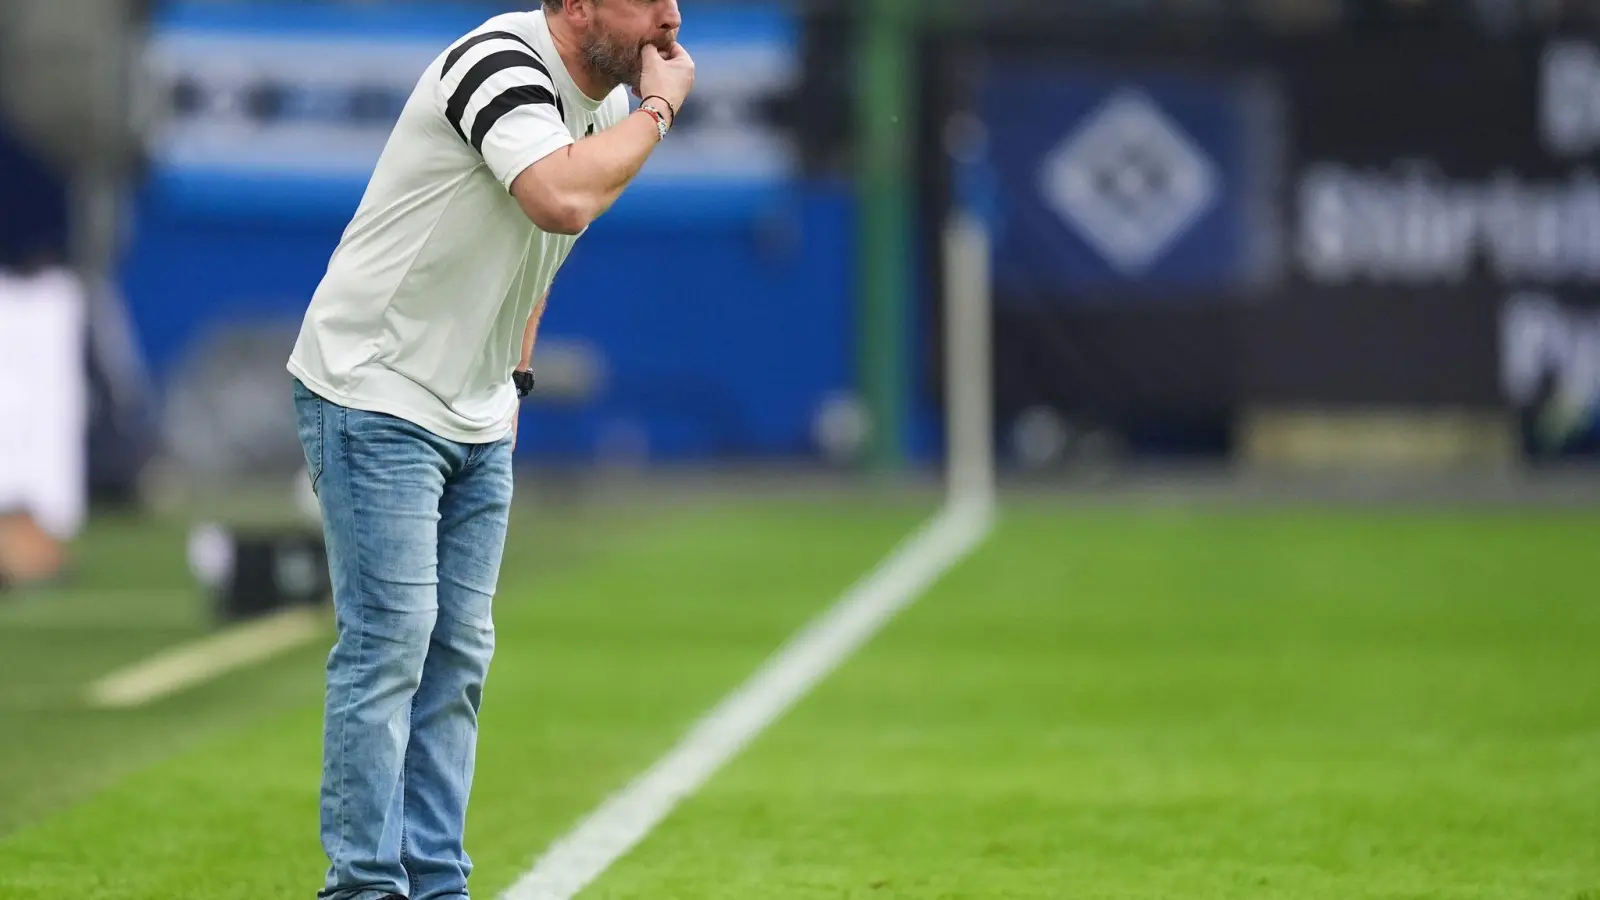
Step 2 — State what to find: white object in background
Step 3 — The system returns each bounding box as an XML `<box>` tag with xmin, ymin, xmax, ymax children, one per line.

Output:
<box><xmin>811</xmin><ymin>391</ymin><xmax>871</xmax><ymax>464</ymax></box>
<box><xmin>0</xmin><ymin>267</ymin><xmax>89</xmax><ymax>539</ymax></box>
<box><xmin>186</xmin><ymin>521</ymin><xmax>235</xmax><ymax>590</ymax></box>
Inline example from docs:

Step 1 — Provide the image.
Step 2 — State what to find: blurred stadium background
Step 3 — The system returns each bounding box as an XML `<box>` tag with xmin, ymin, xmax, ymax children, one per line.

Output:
<box><xmin>2</xmin><ymin>0</ymin><xmax>1599</xmax><ymax>897</ymax></box>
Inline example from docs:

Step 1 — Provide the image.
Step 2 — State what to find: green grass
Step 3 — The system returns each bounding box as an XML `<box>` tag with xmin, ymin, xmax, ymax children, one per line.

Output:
<box><xmin>1</xmin><ymin>502</ymin><xmax>1597</xmax><ymax>899</ymax></box>
<box><xmin>0</xmin><ymin>515</ymin><xmax>240</xmax><ymax>832</ymax></box>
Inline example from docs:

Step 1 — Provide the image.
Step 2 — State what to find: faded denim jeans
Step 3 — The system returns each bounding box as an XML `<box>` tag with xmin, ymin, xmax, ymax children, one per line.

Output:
<box><xmin>293</xmin><ymin>378</ymin><xmax>511</xmax><ymax>900</ymax></box>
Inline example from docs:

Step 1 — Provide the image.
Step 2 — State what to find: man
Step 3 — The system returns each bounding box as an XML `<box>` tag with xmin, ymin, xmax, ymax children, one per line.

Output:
<box><xmin>285</xmin><ymin>1</ymin><xmax>693</xmax><ymax>898</ymax></box>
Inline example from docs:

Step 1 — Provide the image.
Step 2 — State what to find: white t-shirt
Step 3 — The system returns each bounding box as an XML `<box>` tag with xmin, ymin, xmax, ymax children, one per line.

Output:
<box><xmin>288</xmin><ymin>10</ymin><xmax>629</xmax><ymax>443</ymax></box>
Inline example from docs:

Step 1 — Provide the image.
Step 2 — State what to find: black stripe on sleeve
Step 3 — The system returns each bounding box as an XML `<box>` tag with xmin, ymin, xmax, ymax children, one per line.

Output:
<box><xmin>444</xmin><ymin>48</ymin><xmax>555</xmax><ymax>142</ymax></box>
<box><xmin>442</xmin><ymin>30</ymin><xmax>537</xmax><ymax>77</ymax></box>
<box><xmin>470</xmin><ymin>84</ymin><xmax>560</xmax><ymax>152</ymax></box>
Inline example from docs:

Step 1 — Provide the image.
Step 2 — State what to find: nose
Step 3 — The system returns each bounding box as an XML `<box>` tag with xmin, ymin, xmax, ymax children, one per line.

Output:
<box><xmin>659</xmin><ymin>0</ymin><xmax>681</xmax><ymax>34</ymax></box>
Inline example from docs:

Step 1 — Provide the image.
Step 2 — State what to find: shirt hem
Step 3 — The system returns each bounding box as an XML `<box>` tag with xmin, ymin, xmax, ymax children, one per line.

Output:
<box><xmin>287</xmin><ymin>360</ymin><xmax>515</xmax><ymax>446</ymax></box>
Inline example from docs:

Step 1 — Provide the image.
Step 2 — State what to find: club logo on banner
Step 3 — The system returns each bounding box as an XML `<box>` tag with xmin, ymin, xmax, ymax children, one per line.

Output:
<box><xmin>978</xmin><ymin>65</ymin><xmax>1277</xmax><ymax>298</ymax></box>
<box><xmin>1039</xmin><ymin>89</ymin><xmax>1219</xmax><ymax>275</ymax></box>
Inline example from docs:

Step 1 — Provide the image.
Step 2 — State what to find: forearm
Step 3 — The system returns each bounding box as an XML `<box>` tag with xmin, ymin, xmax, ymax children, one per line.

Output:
<box><xmin>564</xmin><ymin>112</ymin><xmax>661</xmax><ymax>217</ymax></box>
<box><xmin>511</xmin><ymin>111</ymin><xmax>663</xmax><ymax>234</ymax></box>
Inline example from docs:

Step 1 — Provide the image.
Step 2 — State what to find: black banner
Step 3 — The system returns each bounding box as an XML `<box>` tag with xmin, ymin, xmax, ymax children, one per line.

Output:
<box><xmin>924</xmin><ymin>28</ymin><xmax>1600</xmax><ymax>459</ymax></box>
<box><xmin>1240</xmin><ymin>287</ymin><xmax>1501</xmax><ymax>406</ymax></box>
<box><xmin>1276</xmin><ymin>33</ymin><xmax>1600</xmax><ymax>455</ymax></box>
<box><xmin>1285</xmin><ymin>36</ymin><xmax>1600</xmax><ymax>290</ymax></box>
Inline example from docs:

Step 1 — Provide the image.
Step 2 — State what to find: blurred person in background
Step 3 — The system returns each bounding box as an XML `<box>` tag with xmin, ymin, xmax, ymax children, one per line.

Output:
<box><xmin>0</xmin><ymin>110</ymin><xmax>154</xmax><ymax>593</ymax></box>
<box><xmin>0</xmin><ymin>118</ymin><xmax>78</xmax><ymax>591</ymax></box>
<box><xmin>285</xmin><ymin>1</ymin><xmax>694</xmax><ymax>898</ymax></box>
<box><xmin>0</xmin><ymin>250</ymin><xmax>87</xmax><ymax>590</ymax></box>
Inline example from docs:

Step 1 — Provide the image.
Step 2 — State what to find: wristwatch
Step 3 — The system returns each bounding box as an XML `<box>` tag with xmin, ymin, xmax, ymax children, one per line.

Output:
<box><xmin>513</xmin><ymin>369</ymin><xmax>535</xmax><ymax>399</ymax></box>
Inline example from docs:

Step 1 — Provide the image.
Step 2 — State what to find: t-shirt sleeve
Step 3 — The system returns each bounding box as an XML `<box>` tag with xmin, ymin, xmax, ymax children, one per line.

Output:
<box><xmin>436</xmin><ymin>30</ymin><xmax>574</xmax><ymax>188</ymax></box>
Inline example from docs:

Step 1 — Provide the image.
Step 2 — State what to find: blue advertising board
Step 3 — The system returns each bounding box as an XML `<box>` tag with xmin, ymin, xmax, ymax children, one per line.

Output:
<box><xmin>142</xmin><ymin>1</ymin><xmax>799</xmax><ymax>221</ymax></box>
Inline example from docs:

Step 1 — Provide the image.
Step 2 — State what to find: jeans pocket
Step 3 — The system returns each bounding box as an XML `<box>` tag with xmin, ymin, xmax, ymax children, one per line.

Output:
<box><xmin>292</xmin><ymin>382</ymin><xmax>326</xmax><ymax>494</ymax></box>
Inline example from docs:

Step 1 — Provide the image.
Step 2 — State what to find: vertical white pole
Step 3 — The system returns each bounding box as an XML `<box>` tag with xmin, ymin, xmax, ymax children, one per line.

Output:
<box><xmin>942</xmin><ymin>209</ymin><xmax>995</xmax><ymax>511</ymax></box>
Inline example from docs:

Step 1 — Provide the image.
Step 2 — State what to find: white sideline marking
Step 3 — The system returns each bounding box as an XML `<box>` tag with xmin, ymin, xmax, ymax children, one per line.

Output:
<box><xmin>501</xmin><ymin>497</ymin><xmax>995</xmax><ymax>900</ymax></box>
<box><xmin>85</xmin><ymin>606</ymin><xmax>327</xmax><ymax>709</ymax></box>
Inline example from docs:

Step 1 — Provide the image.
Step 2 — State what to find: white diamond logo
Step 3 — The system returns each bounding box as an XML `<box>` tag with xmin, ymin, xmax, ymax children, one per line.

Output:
<box><xmin>1039</xmin><ymin>88</ymin><xmax>1219</xmax><ymax>275</ymax></box>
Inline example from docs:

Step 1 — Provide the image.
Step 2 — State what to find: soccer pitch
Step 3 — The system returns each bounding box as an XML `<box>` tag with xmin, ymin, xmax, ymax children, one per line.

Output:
<box><xmin>0</xmin><ymin>495</ymin><xmax>1597</xmax><ymax>899</ymax></box>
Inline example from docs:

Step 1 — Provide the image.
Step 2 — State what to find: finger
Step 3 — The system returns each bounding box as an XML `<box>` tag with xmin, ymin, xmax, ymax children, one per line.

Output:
<box><xmin>641</xmin><ymin>43</ymin><xmax>663</xmax><ymax>62</ymax></box>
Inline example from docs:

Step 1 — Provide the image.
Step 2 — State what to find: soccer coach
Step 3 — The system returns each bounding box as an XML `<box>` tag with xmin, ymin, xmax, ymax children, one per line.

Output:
<box><xmin>285</xmin><ymin>1</ymin><xmax>693</xmax><ymax>898</ymax></box>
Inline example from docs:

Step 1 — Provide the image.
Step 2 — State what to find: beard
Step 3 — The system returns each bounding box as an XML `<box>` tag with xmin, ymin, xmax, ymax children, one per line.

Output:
<box><xmin>579</xmin><ymin>24</ymin><xmax>645</xmax><ymax>92</ymax></box>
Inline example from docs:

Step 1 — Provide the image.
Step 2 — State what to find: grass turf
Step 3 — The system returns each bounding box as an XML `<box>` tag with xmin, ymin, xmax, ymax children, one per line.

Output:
<box><xmin>0</xmin><ymin>502</ymin><xmax>1596</xmax><ymax>899</ymax></box>
<box><xmin>591</xmin><ymin>510</ymin><xmax>1600</xmax><ymax>899</ymax></box>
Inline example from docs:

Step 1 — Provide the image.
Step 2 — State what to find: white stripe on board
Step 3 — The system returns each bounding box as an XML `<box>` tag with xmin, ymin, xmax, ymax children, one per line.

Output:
<box><xmin>85</xmin><ymin>605</ymin><xmax>327</xmax><ymax>709</ymax></box>
<box><xmin>500</xmin><ymin>497</ymin><xmax>995</xmax><ymax>900</ymax></box>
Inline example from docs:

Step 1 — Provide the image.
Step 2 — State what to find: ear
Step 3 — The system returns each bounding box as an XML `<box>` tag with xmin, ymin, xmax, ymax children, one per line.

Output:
<box><xmin>563</xmin><ymin>0</ymin><xmax>595</xmax><ymax>25</ymax></box>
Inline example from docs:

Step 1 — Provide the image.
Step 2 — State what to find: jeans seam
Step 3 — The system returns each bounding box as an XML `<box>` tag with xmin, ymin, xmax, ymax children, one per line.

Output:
<box><xmin>329</xmin><ymin>405</ymin><xmax>365</xmax><ymax>878</ymax></box>
<box><xmin>311</xmin><ymin>396</ymin><xmax>326</xmax><ymax>494</ymax></box>
<box><xmin>401</xmin><ymin>683</ymin><xmax>422</xmax><ymax>898</ymax></box>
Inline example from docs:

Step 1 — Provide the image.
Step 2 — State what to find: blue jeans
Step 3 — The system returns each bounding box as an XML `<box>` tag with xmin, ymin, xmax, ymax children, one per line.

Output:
<box><xmin>293</xmin><ymin>379</ymin><xmax>512</xmax><ymax>900</ymax></box>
